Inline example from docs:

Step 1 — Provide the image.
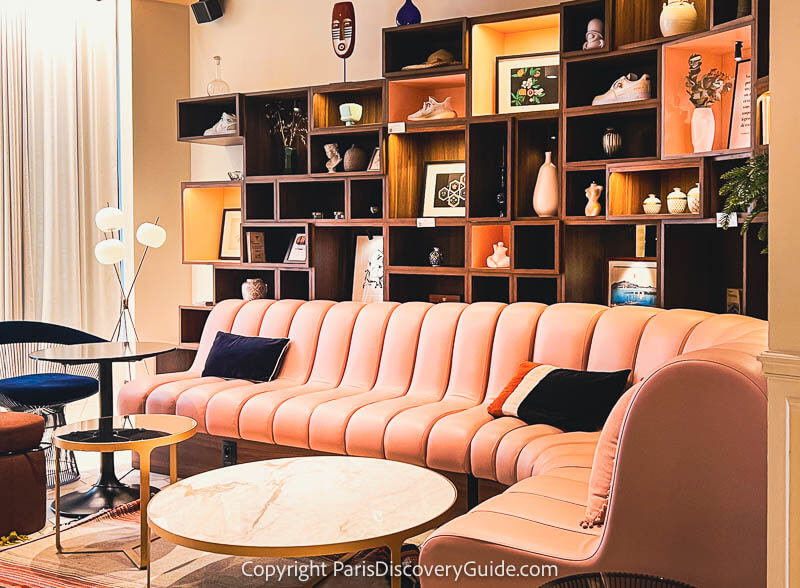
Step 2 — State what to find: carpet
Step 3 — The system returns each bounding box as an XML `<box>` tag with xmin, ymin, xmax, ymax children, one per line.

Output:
<box><xmin>0</xmin><ymin>502</ymin><xmax>417</xmax><ymax>587</ymax></box>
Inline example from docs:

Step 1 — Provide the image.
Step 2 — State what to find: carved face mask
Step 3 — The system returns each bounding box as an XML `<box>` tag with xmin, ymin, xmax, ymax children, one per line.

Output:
<box><xmin>332</xmin><ymin>2</ymin><xmax>355</xmax><ymax>59</ymax></box>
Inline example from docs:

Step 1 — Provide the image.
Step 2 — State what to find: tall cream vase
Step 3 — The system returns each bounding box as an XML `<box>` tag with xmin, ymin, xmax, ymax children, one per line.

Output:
<box><xmin>533</xmin><ymin>151</ymin><xmax>559</xmax><ymax>217</ymax></box>
<box><xmin>691</xmin><ymin>107</ymin><xmax>715</xmax><ymax>152</ymax></box>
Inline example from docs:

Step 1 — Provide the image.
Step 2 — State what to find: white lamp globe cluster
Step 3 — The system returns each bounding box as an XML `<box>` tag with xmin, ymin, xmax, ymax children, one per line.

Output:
<box><xmin>93</xmin><ymin>206</ymin><xmax>167</xmax><ymax>264</ymax></box>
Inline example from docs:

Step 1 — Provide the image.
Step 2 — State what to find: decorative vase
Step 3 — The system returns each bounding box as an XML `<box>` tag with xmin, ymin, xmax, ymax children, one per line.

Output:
<box><xmin>429</xmin><ymin>247</ymin><xmax>443</xmax><ymax>267</ymax></box>
<box><xmin>283</xmin><ymin>146</ymin><xmax>296</xmax><ymax>173</ymax></box>
<box><xmin>602</xmin><ymin>127</ymin><xmax>622</xmax><ymax>158</ymax></box>
<box><xmin>687</xmin><ymin>183</ymin><xmax>701</xmax><ymax>214</ymax></box>
<box><xmin>532</xmin><ymin>151</ymin><xmax>559</xmax><ymax>217</ymax></box>
<box><xmin>643</xmin><ymin>194</ymin><xmax>662</xmax><ymax>215</ymax></box>
<box><xmin>486</xmin><ymin>242</ymin><xmax>510</xmax><ymax>268</ymax></box>
<box><xmin>691</xmin><ymin>107</ymin><xmax>715</xmax><ymax>153</ymax></box>
<box><xmin>343</xmin><ymin>144</ymin><xmax>368</xmax><ymax>171</ymax></box>
<box><xmin>241</xmin><ymin>278</ymin><xmax>267</xmax><ymax>301</ymax></box>
<box><xmin>659</xmin><ymin>0</ymin><xmax>698</xmax><ymax>37</ymax></box>
<box><xmin>667</xmin><ymin>187</ymin><xmax>688</xmax><ymax>214</ymax></box>
<box><xmin>396</xmin><ymin>0</ymin><xmax>421</xmax><ymax>26</ymax></box>
<box><xmin>584</xmin><ymin>182</ymin><xmax>604</xmax><ymax>217</ymax></box>
<box><xmin>339</xmin><ymin>103</ymin><xmax>363</xmax><ymax>126</ymax></box>
<box><xmin>206</xmin><ymin>55</ymin><xmax>231</xmax><ymax>96</ymax></box>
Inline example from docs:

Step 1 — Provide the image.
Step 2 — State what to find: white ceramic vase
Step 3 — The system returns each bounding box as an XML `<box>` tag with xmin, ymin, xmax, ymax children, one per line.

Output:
<box><xmin>660</xmin><ymin>0</ymin><xmax>698</xmax><ymax>37</ymax></box>
<box><xmin>532</xmin><ymin>151</ymin><xmax>559</xmax><ymax>217</ymax></box>
<box><xmin>691</xmin><ymin>107</ymin><xmax>715</xmax><ymax>153</ymax></box>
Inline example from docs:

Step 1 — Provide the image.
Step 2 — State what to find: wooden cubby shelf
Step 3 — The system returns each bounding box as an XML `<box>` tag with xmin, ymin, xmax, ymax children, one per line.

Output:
<box><xmin>172</xmin><ymin>0</ymin><xmax>768</xmax><ymax>326</ymax></box>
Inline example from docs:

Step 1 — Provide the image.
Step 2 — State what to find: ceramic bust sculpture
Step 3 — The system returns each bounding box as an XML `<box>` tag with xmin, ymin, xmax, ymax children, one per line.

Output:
<box><xmin>585</xmin><ymin>182</ymin><xmax>604</xmax><ymax>216</ymax></box>
<box><xmin>324</xmin><ymin>143</ymin><xmax>342</xmax><ymax>173</ymax></box>
<box><xmin>583</xmin><ymin>18</ymin><xmax>605</xmax><ymax>50</ymax></box>
<box><xmin>532</xmin><ymin>152</ymin><xmax>559</xmax><ymax>217</ymax></box>
<box><xmin>486</xmin><ymin>242</ymin><xmax>510</xmax><ymax>268</ymax></box>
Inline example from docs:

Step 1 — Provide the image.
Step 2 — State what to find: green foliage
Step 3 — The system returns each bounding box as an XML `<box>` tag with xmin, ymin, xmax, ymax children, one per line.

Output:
<box><xmin>719</xmin><ymin>153</ymin><xmax>768</xmax><ymax>253</ymax></box>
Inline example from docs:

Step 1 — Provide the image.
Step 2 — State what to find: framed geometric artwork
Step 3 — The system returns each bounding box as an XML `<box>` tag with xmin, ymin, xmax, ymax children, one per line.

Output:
<box><xmin>496</xmin><ymin>52</ymin><xmax>560</xmax><ymax>114</ymax></box>
<box><xmin>422</xmin><ymin>161</ymin><xmax>466</xmax><ymax>218</ymax></box>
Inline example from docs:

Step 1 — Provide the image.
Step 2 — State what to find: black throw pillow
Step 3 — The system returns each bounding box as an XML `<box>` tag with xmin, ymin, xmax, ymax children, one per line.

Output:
<box><xmin>488</xmin><ymin>361</ymin><xmax>630</xmax><ymax>432</ymax></box>
<box><xmin>202</xmin><ymin>332</ymin><xmax>290</xmax><ymax>382</ymax></box>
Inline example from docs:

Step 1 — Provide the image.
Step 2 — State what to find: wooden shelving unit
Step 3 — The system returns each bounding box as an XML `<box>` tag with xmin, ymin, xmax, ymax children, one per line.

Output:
<box><xmin>172</xmin><ymin>0</ymin><xmax>768</xmax><ymax>321</ymax></box>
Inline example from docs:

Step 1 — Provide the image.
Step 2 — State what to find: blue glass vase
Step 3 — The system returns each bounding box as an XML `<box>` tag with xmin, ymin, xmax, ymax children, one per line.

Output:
<box><xmin>396</xmin><ymin>0</ymin><xmax>421</xmax><ymax>26</ymax></box>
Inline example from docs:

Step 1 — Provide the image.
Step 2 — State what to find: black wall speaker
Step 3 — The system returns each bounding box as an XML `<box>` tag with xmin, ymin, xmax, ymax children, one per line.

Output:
<box><xmin>192</xmin><ymin>0</ymin><xmax>223</xmax><ymax>24</ymax></box>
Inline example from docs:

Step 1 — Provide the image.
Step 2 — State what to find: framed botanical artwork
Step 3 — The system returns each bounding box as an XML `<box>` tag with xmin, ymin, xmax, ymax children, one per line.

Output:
<box><xmin>284</xmin><ymin>232</ymin><xmax>308</xmax><ymax>264</ymax></box>
<box><xmin>218</xmin><ymin>208</ymin><xmax>242</xmax><ymax>260</ymax></box>
<box><xmin>352</xmin><ymin>235</ymin><xmax>384</xmax><ymax>302</ymax></box>
<box><xmin>422</xmin><ymin>161</ymin><xmax>466</xmax><ymax>218</ymax></box>
<box><xmin>728</xmin><ymin>59</ymin><xmax>752</xmax><ymax>149</ymax></box>
<box><xmin>496</xmin><ymin>52</ymin><xmax>560</xmax><ymax>114</ymax></box>
<box><xmin>367</xmin><ymin>146</ymin><xmax>381</xmax><ymax>172</ymax></box>
<box><xmin>607</xmin><ymin>258</ymin><xmax>658</xmax><ymax>308</ymax></box>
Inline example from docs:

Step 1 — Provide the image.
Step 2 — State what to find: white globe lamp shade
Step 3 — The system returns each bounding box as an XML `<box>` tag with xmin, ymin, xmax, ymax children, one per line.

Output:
<box><xmin>94</xmin><ymin>239</ymin><xmax>125</xmax><ymax>265</ymax></box>
<box><xmin>136</xmin><ymin>222</ymin><xmax>167</xmax><ymax>248</ymax></box>
<box><xmin>95</xmin><ymin>207</ymin><xmax>124</xmax><ymax>232</ymax></box>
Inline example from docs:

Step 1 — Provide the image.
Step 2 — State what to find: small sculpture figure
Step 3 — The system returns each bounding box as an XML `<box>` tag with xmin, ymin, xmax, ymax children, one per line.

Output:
<box><xmin>583</xmin><ymin>18</ymin><xmax>605</xmax><ymax>50</ymax></box>
<box><xmin>585</xmin><ymin>182</ymin><xmax>604</xmax><ymax>216</ymax></box>
<box><xmin>486</xmin><ymin>242</ymin><xmax>510</xmax><ymax>269</ymax></box>
<box><xmin>324</xmin><ymin>143</ymin><xmax>342</xmax><ymax>173</ymax></box>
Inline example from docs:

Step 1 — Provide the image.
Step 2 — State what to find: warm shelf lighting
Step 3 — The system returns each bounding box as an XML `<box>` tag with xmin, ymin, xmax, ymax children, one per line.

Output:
<box><xmin>734</xmin><ymin>40</ymin><xmax>744</xmax><ymax>62</ymax></box>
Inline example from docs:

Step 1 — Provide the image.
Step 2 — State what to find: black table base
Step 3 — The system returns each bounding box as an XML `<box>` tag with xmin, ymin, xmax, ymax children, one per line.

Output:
<box><xmin>53</xmin><ymin>483</ymin><xmax>149</xmax><ymax>519</ymax></box>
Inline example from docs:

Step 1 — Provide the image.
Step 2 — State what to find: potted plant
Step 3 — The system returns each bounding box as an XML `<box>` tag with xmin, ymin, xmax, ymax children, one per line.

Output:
<box><xmin>265</xmin><ymin>102</ymin><xmax>307</xmax><ymax>174</ymax></box>
<box><xmin>720</xmin><ymin>153</ymin><xmax>768</xmax><ymax>253</ymax></box>
<box><xmin>685</xmin><ymin>53</ymin><xmax>732</xmax><ymax>152</ymax></box>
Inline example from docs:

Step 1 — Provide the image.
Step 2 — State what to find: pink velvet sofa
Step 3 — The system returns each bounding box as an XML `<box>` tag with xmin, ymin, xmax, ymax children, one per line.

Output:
<box><xmin>119</xmin><ymin>299</ymin><xmax>767</xmax><ymax>587</ymax></box>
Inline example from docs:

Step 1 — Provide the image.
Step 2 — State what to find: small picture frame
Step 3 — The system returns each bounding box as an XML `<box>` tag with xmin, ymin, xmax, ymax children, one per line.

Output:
<box><xmin>218</xmin><ymin>208</ymin><xmax>242</xmax><ymax>260</ymax></box>
<box><xmin>352</xmin><ymin>234</ymin><xmax>384</xmax><ymax>302</ymax></box>
<box><xmin>367</xmin><ymin>146</ymin><xmax>381</xmax><ymax>172</ymax></box>
<box><xmin>496</xmin><ymin>52</ymin><xmax>560</xmax><ymax>114</ymax></box>
<box><xmin>607</xmin><ymin>258</ymin><xmax>658</xmax><ymax>308</ymax></box>
<box><xmin>728</xmin><ymin>58</ymin><xmax>752</xmax><ymax>149</ymax></box>
<box><xmin>284</xmin><ymin>232</ymin><xmax>308</xmax><ymax>264</ymax></box>
<box><xmin>422</xmin><ymin>161</ymin><xmax>466</xmax><ymax>218</ymax></box>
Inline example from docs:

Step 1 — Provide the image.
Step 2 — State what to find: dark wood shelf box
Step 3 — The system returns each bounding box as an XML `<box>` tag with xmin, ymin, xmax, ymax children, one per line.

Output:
<box><xmin>383</xmin><ymin>18</ymin><xmax>468</xmax><ymax>78</ymax></box>
<box><xmin>278</xmin><ymin>268</ymin><xmax>312</xmax><ymax>300</ymax></box>
<box><xmin>309</xmin><ymin>129</ymin><xmax>382</xmax><ymax>175</ymax></box>
<box><xmin>277</xmin><ymin>179</ymin><xmax>345</xmax><ymax>221</ymax></box>
<box><xmin>614</xmin><ymin>0</ymin><xmax>708</xmax><ymax>49</ymax></box>
<box><xmin>387</xmin><ymin>129</ymin><xmax>466</xmax><ymax>219</ymax></box>
<box><xmin>564</xmin><ymin>107</ymin><xmax>658</xmax><ymax>163</ymax></box>
<box><xmin>515</xmin><ymin>275</ymin><xmax>561</xmax><ymax>304</ymax></box>
<box><xmin>470</xmin><ymin>224</ymin><xmax>512</xmax><ymax>269</ymax></box>
<box><xmin>606</xmin><ymin>159</ymin><xmax>704</xmax><ymax>219</ymax></box>
<box><xmin>512</xmin><ymin>222</ymin><xmax>559</xmax><ymax>272</ymax></box>
<box><xmin>756</xmin><ymin>0</ymin><xmax>769</xmax><ymax>79</ymax></box>
<box><xmin>312</xmin><ymin>226</ymin><xmax>384</xmax><ymax>301</ymax></box>
<box><xmin>470</xmin><ymin>275</ymin><xmax>511</xmax><ymax>303</ymax></box>
<box><xmin>312</xmin><ymin>80</ymin><xmax>385</xmax><ymax>130</ymax></box>
<box><xmin>350</xmin><ymin>178</ymin><xmax>384</xmax><ymax>220</ymax></box>
<box><xmin>386</xmin><ymin>271</ymin><xmax>466</xmax><ymax>303</ymax></box>
<box><xmin>179</xmin><ymin>306</ymin><xmax>212</xmax><ymax>346</ymax></box>
<box><xmin>388</xmin><ymin>74</ymin><xmax>467</xmax><ymax>123</ymax></box>
<box><xmin>182</xmin><ymin>181</ymin><xmax>243</xmax><ymax>264</ymax></box>
<box><xmin>470</xmin><ymin>8</ymin><xmax>561</xmax><ymax>116</ymax></box>
<box><xmin>242</xmin><ymin>223</ymin><xmax>309</xmax><ymax>266</ymax></box>
<box><xmin>213</xmin><ymin>267</ymin><xmax>276</xmax><ymax>303</ymax></box>
<box><xmin>177</xmin><ymin>94</ymin><xmax>242</xmax><ymax>144</ymax></box>
<box><xmin>388</xmin><ymin>225</ymin><xmax>465</xmax><ymax>268</ymax></box>
<box><xmin>515</xmin><ymin>116</ymin><xmax>559</xmax><ymax>219</ymax></box>
<box><xmin>561</xmin><ymin>0</ymin><xmax>611</xmax><ymax>56</ymax></box>
<box><xmin>468</xmin><ymin>120</ymin><xmax>512</xmax><ymax>219</ymax></box>
<box><xmin>243</xmin><ymin>89</ymin><xmax>310</xmax><ymax>177</ymax></box>
<box><xmin>564</xmin><ymin>48</ymin><xmax>660</xmax><ymax>108</ymax></box>
<box><xmin>564</xmin><ymin>165</ymin><xmax>607</xmax><ymax>217</ymax></box>
<box><xmin>243</xmin><ymin>181</ymin><xmax>275</xmax><ymax>222</ymax></box>
<box><xmin>712</xmin><ymin>0</ymin><xmax>753</xmax><ymax>27</ymax></box>
<box><xmin>744</xmin><ymin>225</ymin><xmax>767</xmax><ymax>319</ymax></box>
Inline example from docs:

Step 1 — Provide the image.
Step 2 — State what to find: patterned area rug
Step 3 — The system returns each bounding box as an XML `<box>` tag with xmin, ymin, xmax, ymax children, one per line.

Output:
<box><xmin>0</xmin><ymin>501</ymin><xmax>419</xmax><ymax>587</ymax></box>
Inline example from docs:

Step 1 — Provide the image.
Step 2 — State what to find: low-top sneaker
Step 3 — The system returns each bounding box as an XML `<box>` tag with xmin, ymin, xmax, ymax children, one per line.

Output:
<box><xmin>592</xmin><ymin>74</ymin><xmax>651</xmax><ymax>106</ymax></box>
<box><xmin>407</xmin><ymin>96</ymin><xmax>457</xmax><ymax>121</ymax></box>
<box><xmin>203</xmin><ymin>112</ymin><xmax>237</xmax><ymax>136</ymax></box>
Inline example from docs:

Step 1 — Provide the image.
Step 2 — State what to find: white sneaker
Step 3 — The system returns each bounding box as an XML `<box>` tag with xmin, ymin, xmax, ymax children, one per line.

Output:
<box><xmin>408</xmin><ymin>96</ymin><xmax>457</xmax><ymax>121</ymax></box>
<box><xmin>592</xmin><ymin>74</ymin><xmax>651</xmax><ymax>106</ymax></box>
<box><xmin>203</xmin><ymin>112</ymin><xmax>237</xmax><ymax>135</ymax></box>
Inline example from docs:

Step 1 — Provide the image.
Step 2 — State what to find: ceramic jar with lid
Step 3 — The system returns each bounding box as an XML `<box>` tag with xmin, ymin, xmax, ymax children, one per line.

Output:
<box><xmin>660</xmin><ymin>0</ymin><xmax>698</xmax><ymax>37</ymax></box>
<box><xmin>687</xmin><ymin>183</ymin><xmax>701</xmax><ymax>214</ymax></box>
<box><xmin>667</xmin><ymin>187</ymin><xmax>688</xmax><ymax>214</ymax></box>
<box><xmin>643</xmin><ymin>194</ymin><xmax>662</xmax><ymax>215</ymax></box>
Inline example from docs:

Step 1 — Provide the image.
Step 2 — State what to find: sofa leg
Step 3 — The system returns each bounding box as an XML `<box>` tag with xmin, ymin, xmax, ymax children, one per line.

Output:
<box><xmin>467</xmin><ymin>475</ymin><xmax>479</xmax><ymax>509</ymax></box>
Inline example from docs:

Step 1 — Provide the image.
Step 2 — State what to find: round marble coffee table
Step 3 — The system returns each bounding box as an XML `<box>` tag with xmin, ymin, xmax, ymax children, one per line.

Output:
<box><xmin>147</xmin><ymin>456</ymin><xmax>457</xmax><ymax>587</ymax></box>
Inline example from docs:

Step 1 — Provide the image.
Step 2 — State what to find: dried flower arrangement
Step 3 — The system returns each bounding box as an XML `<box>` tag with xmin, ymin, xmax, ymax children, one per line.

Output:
<box><xmin>685</xmin><ymin>53</ymin><xmax>732</xmax><ymax>108</ymax></box>
<box><xmin>265</xmin><ymin>102</ymin><xmax>308</xmax><ymax>148</ymax></box>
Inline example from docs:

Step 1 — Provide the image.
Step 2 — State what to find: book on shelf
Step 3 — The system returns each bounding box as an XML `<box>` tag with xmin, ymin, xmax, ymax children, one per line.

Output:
<box><xmin>247</xmin><ymin>231</ymin><xmax>266</xmax><ymax>263</ymax></box>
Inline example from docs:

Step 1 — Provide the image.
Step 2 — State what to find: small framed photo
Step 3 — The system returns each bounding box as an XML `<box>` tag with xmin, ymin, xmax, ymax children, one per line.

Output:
<box><xmin>352</xmin><ymin>235</ymin><xmax>384</xmax><ymax>302</ymax></box>
<box><xmin>218</xmin><ymin>208</ymin><xmax>242</xmax><ymax>260</ymax></box>
<box><xmin>284</xmin><ymin>232</ymin><xmax>308</xmax><ymax>264</ymax></box>
<box><xmin>367</xmin><ymin>146</ymin><xmax>381</xmax><ymax>172</ymax></box>
<box><xmin>422</xmin><ymin>161</ymin><xmax>466</xmax><ymax>218</ymax></box>
<box><xmin>607</xmin><ymin>258</ymin><xmax>658</xmax><ymax>307</ymax></box>
<box><xmin>496</xmin><ymin>52</ymin><xmax>560</xmax><ymax>114</ymax></box>
<box><xmin>728</xmin><ymin>58</ymin><xmax>752</xmax><ymax>149</ymax></box>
